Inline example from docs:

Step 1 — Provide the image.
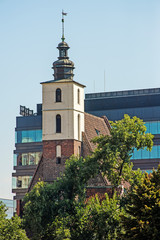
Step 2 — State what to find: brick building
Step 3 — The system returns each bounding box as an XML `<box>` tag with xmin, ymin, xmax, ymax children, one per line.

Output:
<box><xmin>28</xmin><ymin>38</ymin><xmax>111</xmax><ymax>190</ymax></box>
<box><xmin>13</xmin><ymin>29</ymin><xmax>112</xmax><ymax>215</ymax></box>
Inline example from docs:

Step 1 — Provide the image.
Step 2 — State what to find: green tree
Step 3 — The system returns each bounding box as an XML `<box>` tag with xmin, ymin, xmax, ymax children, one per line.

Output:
<box><xmin>0</xmin><ymin>201</ymin><xmax>29</xmax><ymax>240</ymax></box>
<box><xmin>121</xmin><ymin>166</ymin><xmax>160</xmax><ymax>240</ymax></box>
<box><xmin>41</xmin><ymin>194</ymin><xmax>123</xmax><ymax>240</ymax></box>
<box><xmin>92</xmin><ymin>114</ymin><xmax>153</xmax><ymax>193</ymax></box>
<box><xmin>23</xmin><ymin>155</ymin><xmax>98</xmax><ymax>239</ymax></box>
<box><xmin>77</xmin><ymin>194</ymin><xmax>124</xmax><ymax>240</ymax></box>
<box><xmin>23</xmin><ymin>115</ymin><xmax>154</xmax><ymax>239</ymax></box>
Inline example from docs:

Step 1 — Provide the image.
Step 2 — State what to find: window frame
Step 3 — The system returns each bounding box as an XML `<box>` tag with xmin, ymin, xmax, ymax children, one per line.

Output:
<box><xmin>56</xmin><ymin>88</ymin><xmax>62</xmax><ymax>102</ymax></box>
<box><xmin>56</xmin><ymin>114</ymin><xmax>61</xmax><ymax>133</ymax></box>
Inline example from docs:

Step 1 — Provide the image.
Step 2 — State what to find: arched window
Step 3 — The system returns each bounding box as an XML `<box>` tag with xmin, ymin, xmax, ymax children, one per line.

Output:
<box><xmin>77</xmin><ymin>89</ymin><xmax>80</xmax><ymax>104</ymax></box>
<box><xmin>56</xmin><ymin>88</ymin><xmax>61</xmax><ymax>102</ymax></box>
<box><xmin>56</xmin><ymin>114</ymin><xmax>61</xmax><ymax>133</ymax></box>
<box><xmin>56</xmin><ymin>145</ymin><xmax>61</xmax><ymax>164</ymax></box>
<box><xmin>78</xmin><ymin>114</ymin><xmax>80</xmax><ymax>140</ymax></box>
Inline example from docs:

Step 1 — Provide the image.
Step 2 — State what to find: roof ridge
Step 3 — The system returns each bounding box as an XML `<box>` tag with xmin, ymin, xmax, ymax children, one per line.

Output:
<box><xmin>84</xmin><ymin>112</ymin><xmax>105</xmax><ymax>121</ymax></box>
<box><xmin>82</xmin><ymin>132</ymin><xmax>94</xmax><ymax>152</ymax></box>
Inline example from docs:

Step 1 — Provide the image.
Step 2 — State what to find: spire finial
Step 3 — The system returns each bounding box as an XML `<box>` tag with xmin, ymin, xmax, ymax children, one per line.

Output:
<box><xmin>61</xmin><ymin>10</ymin><xmax>67</xmax><ymax>42</ymax></box>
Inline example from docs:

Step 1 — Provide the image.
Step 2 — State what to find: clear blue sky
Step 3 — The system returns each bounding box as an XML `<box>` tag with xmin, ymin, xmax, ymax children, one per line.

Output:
<box><xmin>0</xmin><ymin>0</ymin><xmax>160</xmax><ymax>199</ymax></box>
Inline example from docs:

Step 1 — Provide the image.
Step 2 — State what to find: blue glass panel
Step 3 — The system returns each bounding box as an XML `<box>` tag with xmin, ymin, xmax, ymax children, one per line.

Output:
<box><xmin>150</xmin><ymin>122</ymin><xmax>158</xmax><ymax>134</ymax></box>
<box><xmin>150</xmin><ymin>146</ymin><xmax>158</xmax><ymax>159</ymax></box>
<box><xmin>142</xmin><ymin>170</ymin><xmax>153</xmax><ymax>174</ymax></box>
<box><xmin>158</xmin><ymin>146</ymin><xmax>160</xmax><ymax>158</ymax></box>
<box><xmin>12</xmin><ymin>177</ymin><xmax>16</xmax><ymax>189</ymax></box>
<box><xmin>145</xmin><ymin>170</ymin><xmax>153</xmax><ymax>174</ymax></box>
<box><xmin>15</xmin><ymin>132</ymin><xmax>17</xmax><ymax>143</ymax></box>
<box><xmin>16</xmin><ymin>131</ymin><xmax>22</xmax><ymax>143</ymax></box>
<box><xmin>13</xmin><ymin>154</ymin><xmax>17</xmax><ymax>166</ymax></box>
<box><xmin>28</xmin><ymin>130</ymin><xmax>36</xmax><ymax>142</ymax></box>
<box><xmin>130</xmin><ymin>153</ymin><xmax>134</xmax><ymax>159</ymax></box>
<box><xmin>22</xmin><ymin>131</ymin><xmax>29</xmax><ymax>143</ymax></box>
<box><xmin>16</xmin><ymin>130</ymin><xmax>42</xmax><ymax>143</ymax></box>
<box><xmin>145</xmin><ymin>122</ymin><xmax>150</xmax><ymax>133</ymax></box>
<box><xmin>36</xmin><ymin>130</ymin><xmax>42</xmax><ymax>142</ymax></box>
<box><xmin>158</xmin><ymin>122</ymin><xmax>160</xmax><ymax>134</ymax></box>
<box><xmin>141</xmin><ymin>148</ymin><xmax>150</xmax><ymax>159</ymax></box>
<box><xmin>133</xmin><ymin>148</ymin><xmax>142</xmax><ymax>159</ymax></box>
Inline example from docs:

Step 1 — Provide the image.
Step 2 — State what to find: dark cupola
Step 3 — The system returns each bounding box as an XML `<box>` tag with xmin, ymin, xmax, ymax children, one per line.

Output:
<box><xmin>52</xmin><ymin>11</ymin><xmax>74</xmax><ymax>80</ymax></box>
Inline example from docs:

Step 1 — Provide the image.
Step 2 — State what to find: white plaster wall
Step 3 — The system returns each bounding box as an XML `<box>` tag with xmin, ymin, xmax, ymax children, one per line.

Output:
<box><xmin>73</xmin><ymin>111</ymin><xmax>84</xmax><ymax>141</ymax></box>
<box><xmin>42</xmin><ymin>82</ymin><xmax>74</xmax><ymax>111</ymax></box>
<box><xmin>42</xmin><ymin>80</ymin><xmax>85</xmax><ymax>141</ymax></box>
<box><xmin>73</xmin><ymin>84</ymin><xmax>84</xmax><ymax>112</ymax></box>
<box><xmin>43</xmin><ymin>110</ymin><xmax>74</xmax><ymax>140</ymax></box>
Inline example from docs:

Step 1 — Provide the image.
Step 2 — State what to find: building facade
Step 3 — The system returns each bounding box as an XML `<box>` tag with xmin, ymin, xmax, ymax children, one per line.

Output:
<box><xmin>12</xmin><ymin>105</ymin><xmax>42</xmax><ymax>216</ymax></box>
<box><xmin>13</xmin><ymin>33</ymin><xmax>111</xmax><ymax>215</ymax></box>
<box><xmin>0</xmin><ymin>198</ymin><xmax>14</xmax><ymax>219</ymax></box>
<box><xmin>85</xmin><ymin>88</ymin><xmax>160</xmax><ymax>172</ymax></box>
<box><xmin>12</xmin><ymin>14</ymin><xmax>160</xmax><ymax>215</ymax></box>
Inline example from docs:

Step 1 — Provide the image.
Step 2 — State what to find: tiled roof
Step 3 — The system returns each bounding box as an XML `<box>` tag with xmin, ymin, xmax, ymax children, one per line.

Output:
<box><xmin>84</xmin><ymin>112</ymin><xmax>110</xmax><ymax>151</ymax></box>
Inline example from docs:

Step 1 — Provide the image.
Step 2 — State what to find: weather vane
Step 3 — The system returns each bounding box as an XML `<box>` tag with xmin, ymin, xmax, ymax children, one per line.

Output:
<box><xmin>62</xmin><ymin>10</ymin><xmax>67</xmax><ymax>42</ymax></box>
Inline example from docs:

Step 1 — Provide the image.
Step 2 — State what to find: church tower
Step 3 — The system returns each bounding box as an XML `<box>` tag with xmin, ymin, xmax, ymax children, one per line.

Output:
<box><xmin>41</xmin><ymin>12</ymin><xmax>85</xmax><ymax>182</ymax></box>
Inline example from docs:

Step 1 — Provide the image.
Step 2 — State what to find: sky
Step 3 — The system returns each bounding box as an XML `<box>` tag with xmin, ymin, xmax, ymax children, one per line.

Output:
<box><xmin>0</xmin><ymin>0</ymin><xmax>160</xmax><ymax>199</ymax></box>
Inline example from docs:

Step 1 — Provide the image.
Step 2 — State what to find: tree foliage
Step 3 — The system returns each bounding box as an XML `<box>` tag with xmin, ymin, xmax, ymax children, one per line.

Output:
<box><xmin>76</xmin><ymin>194</ymin><xmax>123</xmax><ymax>240</ymax></box>
<box><xmin>23</xmin><ymin>155</ymin><xmax>98</xmax><ymax>239</ymax></box>
<box><xmin>23</xmin><ymin>115</ymin><xmax>155</xmax><ymax>239</ymax></box>
<box><xmin>121</xmin><ymin>166</ymin><xmax>160</xmax><ymax>240</ymax></box>
<box><xmin>92</xmin><ymin>114</ymin><xmax>153</xmax><ymax>191</ymax></box>
<box><xmin>0</xmin><ymin>201</ymin><xmax>29</xmax><ymax>240</ymax></box>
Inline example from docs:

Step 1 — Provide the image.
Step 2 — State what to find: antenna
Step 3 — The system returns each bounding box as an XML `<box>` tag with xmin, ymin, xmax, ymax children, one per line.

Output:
<box><xmin>61</xmin><ymin>10</ymin><xmax>67</xmax><ymax>42</ymax></box>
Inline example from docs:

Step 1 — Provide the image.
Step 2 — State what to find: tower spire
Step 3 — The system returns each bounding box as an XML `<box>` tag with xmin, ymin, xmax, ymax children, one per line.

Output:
<box><xmin>61</xmin><ymin>10</ymin><xmax>67</xmax><ymax>42</ymax></box>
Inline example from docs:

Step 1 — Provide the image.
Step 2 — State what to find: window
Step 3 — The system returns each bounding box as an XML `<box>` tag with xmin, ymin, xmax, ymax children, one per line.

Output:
<box><xmin>56</xmin><ymin>145</ymin><xmax>61</xmax><ymax>164</ymax></box>
<box><xmin>56</xmin><ymin>114</ymin><xmax>61</xmax><ymax>133</ymax></box>
<box><xmin>12</xmin><ymin>176</ymin><xmax>32</xmax><ymax>189</ymax></box>
<box><xmin>144</xmin><ymin>121</ymin><xmax>160</xmax><ymax>134</ymax></box>
<box><xmin>56</xmin><ymin>88</ymin><xmax>61</xmax><ymax>102</ymax></box>
<box><xmin>15</xmin><ymin>130</ymin><xmax>42</xmax><ymax>143</ymax></box>
<box><xmin>131</xmin><ymin>145</ymin><xmax>160</xmax><ymax>160</ymax></box>
<box><xmin>95</xmin><ymin>129</ymin><xmax>100</xmax><ymax>135</ymax></box>
<box><xmin>14</xmin><ymin>152</ymin><xmax>42</xmax><ymax>166</ymax></box>
<box><xmin>56</xmin><ymin>157</ymin><xmax>61</xmax><ymax>164</ymax></box>
<box><xmin>56</xmin><ymin>145</ymin><xmax>61</xmax><ymax>157</ymax></box>
<box><xmin>60</xmin><ymin>49</ymin><xmax>66</xmax><ymax>57</ymax></box>
<box><xmin>77</xmin><ymin>89</ymin><xmax>80</xmax><ymax>104</ymax></box>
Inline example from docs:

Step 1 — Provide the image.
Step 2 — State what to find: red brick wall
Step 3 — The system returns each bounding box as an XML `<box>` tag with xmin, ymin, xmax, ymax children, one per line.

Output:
<box><xmin>42</xmin><ymin>139</ymin><xmax>82</xmax><ymax>182</ymax></box>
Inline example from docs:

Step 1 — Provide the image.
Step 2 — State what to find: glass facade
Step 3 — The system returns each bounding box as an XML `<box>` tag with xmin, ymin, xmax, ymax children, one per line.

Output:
<box><xmin>12</xmin><ymin>176</ymin><xmax>32</xmax><ymax>189</ymax></box>
<box><xmin>14</xmin><ymin>152</ymin><xmax>42</xmax><ymax>166</ymax></box>
<box><xmin>131</xmin><ymin>121</ymin><xmax>160</xmax><ymax>161</ymax></box>
<box><xmin>131</xmin><ymin>145</ymin><xmax>160</xmax><ymax>160</ymax></box>
<box><xmin>0</xmin><ymin>199</ymin><xmax>14</xmax><ymax>219</ymax></box>
<box><xmin>15</xmin><ymin>130</ymin><xmax>42</xmax><ymax>143</ymax></box>
<box><xmin>142</xmin><ymin>170</ymin><xmax>153</xmax><ymax>174</ymax></box>
<box><xmin>145</xmin><ymin>121</ymin><xmax>160</xmax><ymax>134</ymax></box>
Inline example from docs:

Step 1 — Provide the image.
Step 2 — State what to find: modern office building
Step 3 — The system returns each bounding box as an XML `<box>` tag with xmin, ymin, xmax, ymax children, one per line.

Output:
<box><xmin>0</xmin><ymin>198</ymin><xmax>14</xmax><ymax>219</ymax></box>
<box><xmin>13</xmin><ymin>87</ymin><xmax>160</xmax><ymax>215</ymax></box>
<box><xmin>12</xmin><ymin>104</ymin><xmax>42</xmax><ymax>216</ymax></box>
<box><xmin>85</xmin><ymin>88</ymin><xmax>160</xmax><ymax>172</ymax></box>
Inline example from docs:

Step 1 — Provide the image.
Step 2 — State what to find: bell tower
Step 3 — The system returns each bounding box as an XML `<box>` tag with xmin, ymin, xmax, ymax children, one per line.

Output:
<box><xmin>41</xmin><ymin>12</ymin><xmax>85</xmax><ymax>182</ymax></box>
